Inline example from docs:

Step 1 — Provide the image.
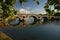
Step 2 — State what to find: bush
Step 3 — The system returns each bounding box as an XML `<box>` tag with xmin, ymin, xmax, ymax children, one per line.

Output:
<box><xmin>54</xmin><ymin>12</ymin><xmax>60</xmax><ymax>16</ymax></box>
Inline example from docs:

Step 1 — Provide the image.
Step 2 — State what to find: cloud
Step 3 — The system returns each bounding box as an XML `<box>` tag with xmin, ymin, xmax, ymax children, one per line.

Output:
<box><xmin>19</xmin><ymin>8</ymin><xmax>30</xmax><ymax>14</ymax></box>
<box><xmin>26</xmin><ymin>7</ymin><xmax>31</xmax><ymax>10</ymax></box>
<box><xmin>18</xmin><ymin>6</ymin><xmax>46</xmax><ymax>14</ymax></box>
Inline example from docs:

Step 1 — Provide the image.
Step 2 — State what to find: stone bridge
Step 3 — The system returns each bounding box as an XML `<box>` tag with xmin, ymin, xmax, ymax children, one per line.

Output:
<box><xmin>15</xmin><ymin>14</ymin><xmax>41</xmax><ymax>21</ymax></box>
<box><xmin>0</xmin><ymin>14</ymin><xmax>60</xmax><ymax>22</ymax></box>
<box><xmin>14</xmin><ymin>14</ymin><xmax>60</xmax><ymax>21</ymax></box>
<box><xmin>0</xmin><ymin>14</ymin><xmax>60</xmax><ymax>27</ymax></box>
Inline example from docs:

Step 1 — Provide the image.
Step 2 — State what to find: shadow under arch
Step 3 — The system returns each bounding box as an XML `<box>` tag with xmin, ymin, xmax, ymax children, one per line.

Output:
<box><xmin>42</xmin><ymin>17</ymin><xmax>48</xmax><ymax>23</ymax></box>
<box><xmin>30</xmin><ymin>21</ymin><xmax>38</xmax><ymax>25</ymax></box>
<box><xmin>30</xmin><ymin>16</ymin><xmax>37</xmax><ymax>21</ymax></box>
<box><xmin>8</xmin><ymin>17</ymin><xmax>21</xmax><ymax>26</ymax></box>
<box><xmin>29</xmin><ymin>16</ymin><xmax>38</xmax><ymax>25</ymax></box>
<box><xmin>51</xmin><ymin>17</ymin><xmax>55</xmax><ymax>21</ymax></box>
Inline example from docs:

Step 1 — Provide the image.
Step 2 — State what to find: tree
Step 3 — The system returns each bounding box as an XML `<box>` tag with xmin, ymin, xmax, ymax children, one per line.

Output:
<box><xmin>0</xmin><ymin>0</ymin><xmax>40</xmax><ymax>24</ymax></box>
<box><xmin>44</xmin><ymin>0</ymin><xmax>60</xmax><ymax>16</ymax></box>
<box><xmin>0</xmin><ymin>0</ymin><xmax>40</xmax><ymax>18</ymax></box>
<box><xmin>44</xmin><ymin>3</ymin><xmax>54</xmax><ymax>16</ymax></box>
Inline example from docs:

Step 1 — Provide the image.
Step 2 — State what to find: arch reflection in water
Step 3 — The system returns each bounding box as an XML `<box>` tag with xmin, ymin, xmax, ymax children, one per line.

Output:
<box><xmin>17</xmin><ymin>16</ymin><xmax>41</xmax><ymax>27</ymax></box>
<box><xmin>8</xmin><ymin>16</ymin><xmax>38</xmax><ymax>26</ymax></box>
<box><xmin>30</xmin><ymin>16</ymin><xmax>37</xmax><ymax>22</ymax></box>
<box><xmin>40</xmin><ymin>17</ymin><xmax>44</xmax><ymax>23</ymax></box>
<box><xmin>27</xmin><ymin>16</ymin><xmax>38</xmax><ymax>25</ymax></box>
<box><xmin>18</xmin><ymin>21</ymin><xmax>41</xmax><ymax>27</ymax></box>
<box><xmin>40</xmin><ymin>17</ymin><xmax>48</xmax><ymax>23</ymax></box>
<box><xmin>27</xmin><ymin>17</ymin><xmax>34</xmax><ymax>23</ymax></box>
<box><xmin>8</xmin><ymin>17</ymin><xmax>21</xmax><ymax>26</ymax></box>
<box><xmin>8</xmin><ymin>16</ymin><xmax>45</xmax><ymax>27</ymax></box>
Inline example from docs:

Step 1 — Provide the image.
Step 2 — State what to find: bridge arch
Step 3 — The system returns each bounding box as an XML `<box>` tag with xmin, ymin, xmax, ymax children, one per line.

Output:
<box><xmin>26</xmin><ymin>16</ymin><xmax>37</xmax><ymax>25</ymax></box>
<box><xmin>43</xmin><ymin>17</ymin><xmax>48</xmax><ymax>20</ymax></box>
<box><xmin>8</xmin><ymin>17</ymin><xmax>21</xmax><ymax>26</ymax></box>
<box><xmin>42</xmin><ymin>17</ymin><xmax>48</xmax><ymax>19</ymax></box>
<box><xmin>51</xmin><ymin>17</ymin><xmax>55</xmax><ymax>21</ymax></box>
<box><xmin>40</xmin><ymin>17</ymin><xmax>48</xmax><ymax>23</ymax></box>
<box><xmin>29</xmin><ymin>16</ymin><xmax>38</xmax><ymax>22</ymax></box>
<box><xmin>29</xmin><ymin>20</ymin><xmax>37</xmax><ymax>25</ymax></box>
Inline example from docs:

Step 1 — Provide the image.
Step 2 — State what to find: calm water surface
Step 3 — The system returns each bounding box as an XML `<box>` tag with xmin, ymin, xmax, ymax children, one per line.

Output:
<box><xmin>0</xmin><ymin>18</ymin><xmax>60</xmax><ymax>40</ymax></box>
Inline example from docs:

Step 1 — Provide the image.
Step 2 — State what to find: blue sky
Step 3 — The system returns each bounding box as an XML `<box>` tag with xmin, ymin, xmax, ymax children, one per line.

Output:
<box><xmin>14</xmin><ymin>0</ymin><xmax>47</xmax><ymax>14</ymax></box>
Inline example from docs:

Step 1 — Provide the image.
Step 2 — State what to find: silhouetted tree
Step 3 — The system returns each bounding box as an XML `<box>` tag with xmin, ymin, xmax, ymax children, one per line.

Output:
<box><xmin>0</xmin><ymin>0</ymin><xmax>40</xmax><ymax>24</ymax></box>
<box><xmin>44</xmin><ymin>0</ymin><xmax>60</xmax><ymax>16</ymax></box>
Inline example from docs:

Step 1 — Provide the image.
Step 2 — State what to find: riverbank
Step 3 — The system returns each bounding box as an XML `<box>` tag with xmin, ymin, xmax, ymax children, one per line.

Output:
<box><xmin>0</xmin><ymin>31</ymin><xmax>13</xmax><ymax>40</ymax></box>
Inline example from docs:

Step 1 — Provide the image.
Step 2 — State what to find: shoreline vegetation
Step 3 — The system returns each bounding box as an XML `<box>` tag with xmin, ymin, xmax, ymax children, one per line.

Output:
<box><xmin>0</xmin><ymin>31</ymin><xmax>13</xmax><ymax>40</ymax></box>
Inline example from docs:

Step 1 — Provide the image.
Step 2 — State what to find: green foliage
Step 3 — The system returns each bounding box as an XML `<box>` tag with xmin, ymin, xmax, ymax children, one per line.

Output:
<box><xmin>44</xmin><ymin>3</ymin><xmax>49</xmax><ymax>8</ymax></box>
<box><xmin>0</xmin><ymin>0</ymin><xmax>40</xmax><ymax>24</ymax></box>
<box><xmin>45</xmin><ymin>9</ymin><xmax>54</xmax><ymax>16</ymax></box>
<box><xmin>5</xmin><ymin>0</ymin><xmax>16</xmax><ymax>6</ymax></box>
<box><xmin>0</xmin><ymin>0</ymin><xmax>17</xmax><ymax>18</ymax></box>
<box><xmin>55</xmin><ymin>6</ymin><xmax>60</xmax><ymax>10</ymax></box>
<box><xmin>19</xmin><ymin>0</ymin><xmax>40</xmax><ymax>5</ymax></box>
<box><xmin>36</xmin><ymin>1</ymin><xmax>40</xmax><ymax>5</ymax></box>
<box><xmin>45</xmin><ymin>9</ymin><xmax>51</xmax><ymax>13</ymax></box>
<box><xmin>19</xmin><ymin>0</ymin><xmax>23</xmax><ymax>5</ymax></box>
<box><xmin>23</xmin><ymin>0</ymin><xmax>28</xmax><ymax>2</ymax></box>
<box><xmin>54</xmin><ymin>12</ymin><xmax>60</xmax><ymax>16</ymax></box>
<box><xmin>44</xmin><ymin>0</ymin><xmax>60</xmax><ymax>16</ymax></box>
<box><xmin>33</xmin><ymin>0</ymin><xmax>40</xmax><ymax>5</ymax></box>
<box><xmin>48</xmin><ymin>0</ymin><xmax>55</xmax><ymax>5</ymax></box>
<box><xmin>0</xmin><ymin>0</ymin><xmax>40</xmax><ymax>19</ymax></box>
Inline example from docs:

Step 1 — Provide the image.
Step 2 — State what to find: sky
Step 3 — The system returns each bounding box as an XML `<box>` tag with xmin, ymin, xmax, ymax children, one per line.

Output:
<box><xmin>14</xmin><ymin>0</ymin><xmax>47</xmax><ymax>14</ymax></box>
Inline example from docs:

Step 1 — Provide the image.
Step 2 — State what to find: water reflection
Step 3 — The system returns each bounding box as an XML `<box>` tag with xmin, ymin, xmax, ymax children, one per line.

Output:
<box><xmin>27</xmin><ymin>17</ymin><xmax>34</xmax><ymax>24</ymax></box>
<box><xmin>0</xmin><ymin>17</ymin><xmax>55</xmax><ymax>28</ymax></box>
<box><xmin>0</xmin><ymin>16</ymin><xmax>60</xmax><ymax>40</ymax></box>
<box><xmin>10</xmin><ymin>21</ymin><xmax>41</xmax><ymax>28</ymax></box>
<box><xmin>8</xmin><ymin>18</ymin><xmax>45</xmax><ymax>28</ymax></box>
<box><xmin>8</xmin><ymin>17</ymin><xmax>21</xmax><ymax>26</ymax></box>
<box><xmin>1</xmin><ymin>20</ymin><xmax>60</xmax><ymax>40</ymax></box>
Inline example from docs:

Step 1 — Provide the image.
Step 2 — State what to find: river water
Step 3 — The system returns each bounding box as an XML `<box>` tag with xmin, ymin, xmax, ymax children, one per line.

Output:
<box><xmin>0</xmin><ymin>17</ymin><xmax>60</xmax><ymax>40</ymax></box>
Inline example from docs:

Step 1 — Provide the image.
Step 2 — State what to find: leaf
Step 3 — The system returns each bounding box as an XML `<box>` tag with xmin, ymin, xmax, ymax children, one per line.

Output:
<box><xmin>36</xmin><ymin>1</ymin><xmax>40</xmax><ymax>5</ymax></box>
<box><xmin>19</xmin><ymin>0</ymin><xmax>23</xmax><ymax>5</ymax></box>
<box><xmin>45</xmin><ymin>9</ymin><xmax>51</xmax><ymax>13</ymax></box>
<box><xmin>0</xmin><ymin>3</ymin><xmax>2</xmax><ymax>9</ymax></box>
<box><xmin>55</xmin><ymin>5</ymin><xmax>60</xmax><ymax>9</ymax></box>
<box><xmin>23</xmin><ymin>0</ymin><xmax>28</xmax><ymax>2</ymax></box>
<box><xmin>33</xmin><ymin>0</ymin><xmax>40</xmax><ymax>5</ymax></box>
<box><xmin>44</xmin><ymin>3</ymin><xmax>49</xmax><ymax>8</ymax></box>
<box><xmin>3</xmin><ymin>0</ymin><xmax>6</xmax><ymax>3</ymax></box>
<box><xmin>33</xmin><ymin>0</ymin><xmax>37</xmax><ymax>1</ymax></box>
<box><xmin>11</xmin><ymin>0</ymin><xmax>16</xmax><ymax>4</ymax></box>
<box><xmin>0</xmin><ymin>0</ymin><xmax>2</xmax><ymax>2</ymax></box>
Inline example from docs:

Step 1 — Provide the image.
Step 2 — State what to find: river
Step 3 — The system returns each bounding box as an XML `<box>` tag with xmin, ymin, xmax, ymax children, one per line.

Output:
<box><xmin>0</xmin><ymin>17</ymin><xmax>60</xmax><ymax>40</ymax></box>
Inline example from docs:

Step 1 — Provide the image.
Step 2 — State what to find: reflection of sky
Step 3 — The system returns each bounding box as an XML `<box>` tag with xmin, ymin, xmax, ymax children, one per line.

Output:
<box><xmin>14</xmin><ymin>0</ymin><xmax>47</xmax><ymax>14</ymax></box>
